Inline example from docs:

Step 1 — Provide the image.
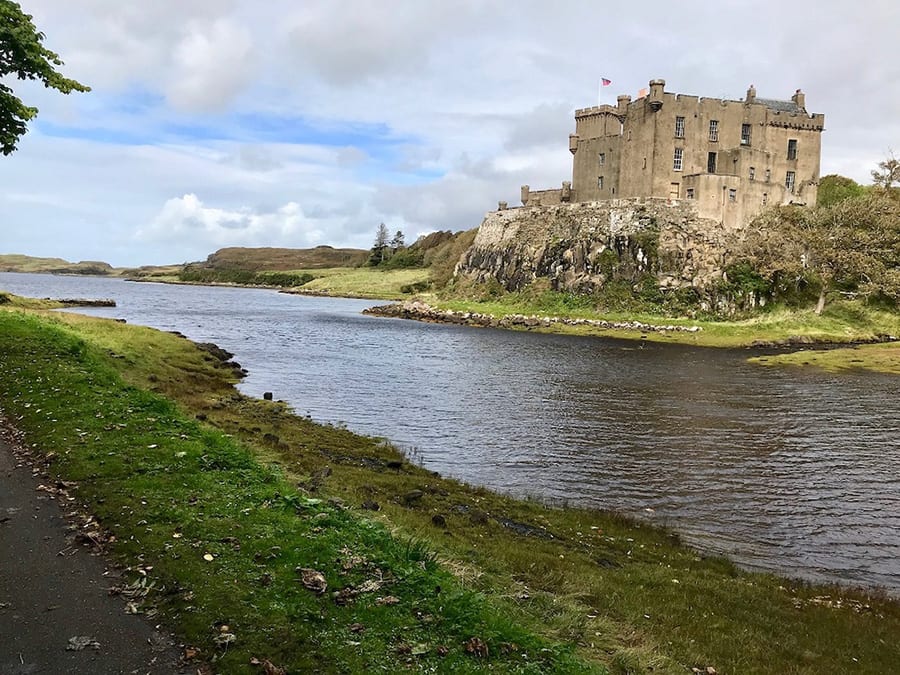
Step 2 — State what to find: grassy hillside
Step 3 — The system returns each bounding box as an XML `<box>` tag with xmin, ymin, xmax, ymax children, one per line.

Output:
<box><xmin>204</xmin><ymin>246</ymin><xmax>369</xmax><ymax>270</ymax></box>
<box><xmin>1</xmin><ymin>297</ymin><xmax>898</xmax><ymax>673</ymax></box>
<box><xmin>285</xmin><ymin>267</ymin><xmax>430</xmax><ymax>300</ymax></box>
<box><xmin>0</xmin><ymin>253</ymin><xmax>115</xmax><ymax>275</ymax></box>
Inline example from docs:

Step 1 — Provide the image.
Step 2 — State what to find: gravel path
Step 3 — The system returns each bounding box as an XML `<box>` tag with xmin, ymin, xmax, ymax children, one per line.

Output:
<box><xmin>0</xmin><ymin>423</ymin><xmax>192</xmax><ymax>675</ymax></box>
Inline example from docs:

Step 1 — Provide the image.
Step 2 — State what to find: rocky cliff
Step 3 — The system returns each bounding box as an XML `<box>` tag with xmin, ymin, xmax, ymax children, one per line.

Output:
<box><xmin>455</xmin><ymin>199</ymin><xmax>738</xmax><ymax>295</ymax></box>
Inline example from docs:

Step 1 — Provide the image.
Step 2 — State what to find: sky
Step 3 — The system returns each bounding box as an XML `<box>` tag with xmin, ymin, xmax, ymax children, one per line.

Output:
<box><xmin>2</xmin><ymin>0</ymin><xmax>898</xmax><ymax>267</ymax></box>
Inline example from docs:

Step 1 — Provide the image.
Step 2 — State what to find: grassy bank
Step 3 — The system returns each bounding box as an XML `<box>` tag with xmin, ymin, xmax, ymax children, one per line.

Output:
<box><xmin>749</xmin><ymin>341</ymin><xmax>900</xmax><ymax>374</ymax></box>
<box><xmin>282</xmin><ymin>267</ymin><xmax>430</xmax><ymax>300</ymax></box>
<box><xmin>122</xmin><ymin>266</ymin><xmax>431</xmax><ymax>301</ymax></box>
<box><xmin>428</xmin><ymin>294</ymin><xmax>900</xmax><ymax>374</ymax></box>
<box><xmin>1</xmin><ymin>301</ymin><xmax>899</xmax><ymax>673</ymax></box>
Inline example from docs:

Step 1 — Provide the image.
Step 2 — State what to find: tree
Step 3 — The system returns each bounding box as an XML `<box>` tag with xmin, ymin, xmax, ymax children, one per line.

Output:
<box><xmin>742</xmin><ymin>195</ymin><xmax>900</xmax><ymax>313</ymax></box>
<box><xmin>1</xmin><ymin>1</ymin><xmax>90</xmax><ymax>155</ymax></box>
<box><xmin>389</xmin><ymin>230</ymin><xmax>405</xmax><ymax>252</ymax></box>
<box><xmin>871</xmin><ymin>150</ymin><xmax>900</xmax><ymax>194</ymax></box>
<box><xmin>368</xmin><ymin>223</ymin><xmax>390</xmax><ymax>265</ymax></box>
<box><xmin>817</xmin><ymin>174</ymin><xmax>865</xmax><ymax>208</ymax></box>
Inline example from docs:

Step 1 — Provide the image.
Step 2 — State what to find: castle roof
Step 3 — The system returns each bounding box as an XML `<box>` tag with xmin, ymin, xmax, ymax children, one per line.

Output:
<box><xmin>756</xmin><ymin>97</ymin><xmax>804</xmax><ymax>113</ymax></box>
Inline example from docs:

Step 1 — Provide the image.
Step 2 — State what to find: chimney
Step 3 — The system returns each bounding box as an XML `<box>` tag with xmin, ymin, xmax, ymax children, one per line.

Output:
<box><xmin>792</xmin><ymin>89</ymin><xmax>806</xmax><ymax>110</ymax></box>
<box><xmin>746</xmin><ymin>84</ymin><xmax>756</xmax><ymax>103</ymax></box>
<box><xmin>648</xmin><ymin>79</ymin><xmax>665</xmax><ymax>111</ymax></box>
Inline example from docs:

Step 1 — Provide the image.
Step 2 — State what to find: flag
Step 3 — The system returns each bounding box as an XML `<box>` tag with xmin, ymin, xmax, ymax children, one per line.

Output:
<box><xmin>601</xmin><ymin>78</ymin><xmax>612</xmax><ymax>86</ymax></box>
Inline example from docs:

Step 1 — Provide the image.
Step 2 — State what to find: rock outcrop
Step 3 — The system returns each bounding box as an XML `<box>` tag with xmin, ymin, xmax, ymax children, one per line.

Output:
<box><xmin>364</xmin><ymin>301</ymin><xmax>701</xmax><ymax>334</ymax></box>
<box><xmin>455</xmin><ymin>199</ymin><xmax>737</xmax><ymax>294</ymax></box>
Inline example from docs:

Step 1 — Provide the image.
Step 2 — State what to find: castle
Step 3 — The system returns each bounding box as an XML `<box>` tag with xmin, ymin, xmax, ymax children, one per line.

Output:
<box><xmin>514</xmin><ymin>79</ymin><xmax>825</xmax><ymax>229</ymax></box>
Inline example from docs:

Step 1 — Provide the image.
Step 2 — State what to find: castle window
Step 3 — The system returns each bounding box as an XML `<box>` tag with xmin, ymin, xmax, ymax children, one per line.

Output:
<box><xmin>765</xmin><ymin>168</ymin><xmax>771</xmax><ymax>182</ymax></box>
<box><xmin>675</xmin><ymin>116</ymin><xmax>685</xmax><ymax>138</ymax></box>
<box><xmin>598</xmin><ymin>152</ymin><xmax>606</xmax><ymax>166</ymax></box>
<box><xmin>785</xmin><ymin>171</ymin><xmax>796</xmax><ymax>192</ymax></box>
<box><xmin>598</xmin><ymin>176</ymin><xmax>604</xmax><ymax>189</ymax></box>
<box><xmin>673</xmin><ymin>148</ymin><xmax>684</xmax><ymax>171</ymax></box>
<box><xmin>709</xmin><ymin>120</ymin><xmax>719</xmax><ymax>142</ymax></box>
<box><xmin>749</xmin><ymin>166</ymin><xmax>756</xmax><ymax>181</ymax></box>
<box><xmin>686</xmin><ymin>187</ymin><xmax>695</xmax><ymax>199</ymax></box>
<box><xmin>741</xmin><ymin>123</ymin><xmax>752</xmax><ymax>145</ymax></box>
<box><xmin>707</xmin><ymin>152</ymin><xmax>717</xmax><ymax>174</ymax></box>
<box><xmin>762</xmin><ymin>192</ymin><xmax>768</xmax><ymax>205</ymax></box>
<box><xmin>787</xmin><ymin>139</ymin><xmax>798</xmax><ymax>160</ymax></box>
<box><xmin>728</xmin><ymin>188</ymin><xmax>737</xmax><ymax>202</ymax></box>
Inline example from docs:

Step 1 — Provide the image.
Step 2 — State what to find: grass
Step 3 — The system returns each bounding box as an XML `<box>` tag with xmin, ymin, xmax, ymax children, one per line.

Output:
<box><xmin>0</xmin><ymin>307</ymin><xmax>595</xmax><ymax>674</ymax></box>
<box><xmin>0</xmin><ymin>253</ymin><xmax>114</xmax><ymax>274</ymax></box>
<box><xmin>284</xmin><ymin>267</ymin><xmax>431</xmax><ymax>300</ymax></box>
<box><xmin>429</xmin><ymin>294</ymin><xmax>900</xmax><ymax>373</ymax></box>
<box><xmin>749</xmin><ymin>342</ymin><xmax>900</xmax><ymax>374</ymax></box>
<box><xmin>1</xmin><ymin>300</ymin><xmax>899</xmax><ymax>673</ymax></box>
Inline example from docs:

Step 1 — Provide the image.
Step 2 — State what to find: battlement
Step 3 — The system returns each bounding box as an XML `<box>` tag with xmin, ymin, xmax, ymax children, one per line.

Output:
<box><xmin>509</xmin><ymin>78</ymin><xmax>825</xmax><ymax>233</ymax></box>
<box><xmin>574</xmin><ymin>105</ymin><xmax>621</xmax><ymax>118</ymax></box>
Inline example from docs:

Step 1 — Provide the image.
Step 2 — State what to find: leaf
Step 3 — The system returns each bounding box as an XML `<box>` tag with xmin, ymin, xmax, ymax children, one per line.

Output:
<box><xmin>66</xmin><ymin>636</ymin><xmax>100</xmax><ymax>651</ymax></box>
<box><xmin>297</xmin><ymin>567</ymin><xmax>327</xmax><ymax>594</ymax></box>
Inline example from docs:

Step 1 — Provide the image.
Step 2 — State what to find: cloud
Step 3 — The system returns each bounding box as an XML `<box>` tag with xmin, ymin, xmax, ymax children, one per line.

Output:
<box><xmin>165</xmin><ymin>18</ymin><xmax>256</xmax><ymax>112</ymax></box>
<box><xmin>138</xmin><ymin>194</ymin><xmax>323</xmax><ymax>249</ymax></box>
<box><xmin>4</xmin><ymin>1</ymin><xmax>899</xmax><ymax>267</ymax></box>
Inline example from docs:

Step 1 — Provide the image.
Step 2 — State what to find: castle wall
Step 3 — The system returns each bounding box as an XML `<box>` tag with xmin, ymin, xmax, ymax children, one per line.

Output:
<box><xmin>564</xmin><ymin>80</ymin><xmax>824</xmax><ymax>229</ymax></box>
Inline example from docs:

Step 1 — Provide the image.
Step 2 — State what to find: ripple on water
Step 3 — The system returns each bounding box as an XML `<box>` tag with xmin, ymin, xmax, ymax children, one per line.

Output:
<box><xmin>2</xmin><ymin>271</ymin><xmax>898</xmax><ymax>594</ymax></box>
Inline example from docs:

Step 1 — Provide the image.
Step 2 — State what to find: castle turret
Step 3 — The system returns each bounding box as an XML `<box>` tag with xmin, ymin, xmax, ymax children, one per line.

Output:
<box><xmin>617</xmin><ymin>94</ymin><xmax>631</xmax><ymax>116</ymax></box>
<box><xmin>648</xmin><ymin>79</ymin><xmax>665</xmax><ymax>111</ymax></box>
<box><xmin>792</xmin><ymin>89</ymin><xmax>806</xmax><ymax>110</ymax></box>
<box><xmin>746</xmin><ymin>84</ymin><xmax>756</xmax><ymax>103</ymax></box>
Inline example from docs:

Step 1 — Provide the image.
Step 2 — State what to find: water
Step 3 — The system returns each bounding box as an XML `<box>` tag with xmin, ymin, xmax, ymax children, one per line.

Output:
<box><xmin>3</xmin><ymin>272</ymin><xmax>899</xmax><ymax>593</ymax></box>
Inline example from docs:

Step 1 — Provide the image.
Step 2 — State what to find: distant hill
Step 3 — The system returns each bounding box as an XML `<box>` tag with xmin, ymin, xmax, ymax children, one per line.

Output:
<box><xmin>0</xmin><ymin>254</ymin><xmax>114</xmax><ymax>275</ymax></box>
<box><xmin>204</xmin><ymin>246</ymin><xmax>369</xmax><ymax>271</ymax></box>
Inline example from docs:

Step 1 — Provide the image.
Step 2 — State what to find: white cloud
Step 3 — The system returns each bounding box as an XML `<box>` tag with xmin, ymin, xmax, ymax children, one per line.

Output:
<box><xmin>2</xmin><ymin>0</ymin><xmax>898</xmax><ymax>267</ymax></box>
<box><xmin>138</xmin><ymin>194</ymin><xmax>323</xmax><ymax>249</ymax></box>
<box><xmin>166</xmin><ymin>18</ymin><xmax>256</xmax><ymax>112</ymax></box>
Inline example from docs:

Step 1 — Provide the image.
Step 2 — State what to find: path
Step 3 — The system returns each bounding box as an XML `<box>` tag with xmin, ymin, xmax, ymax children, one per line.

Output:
<box><xmin>0</xmin><ymin>422</ymin><xmax>191</xmax><ymax>674</ymax></box>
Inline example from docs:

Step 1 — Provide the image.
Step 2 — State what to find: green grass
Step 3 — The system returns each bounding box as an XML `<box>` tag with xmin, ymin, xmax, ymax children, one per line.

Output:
<box><xmin>432</xmin><ymin>294</ymin><xmax>900</xmax><ymax>373</ymax></box>
<box><xmin>750</xmin><ymin>342</ymin><xmax>900</xmax><ymax>374</ymax></box>
<box><xmin>2</xmin><ymin>302</ymin><xmax>899</xmax><ymax>673</ymax></box>
<box><xmin>0</xmin><ymin>308</ymin><xmax>596</xmax><ymax>674</ymax></box>
<box><xmin>0</xmin><ymin>253</ymin><xmax>115</xmax><ymax>274</ymax></box>
<box><xmin>285</xmin><ymin>267</ymin><xmax>431</xmax><ymax>300</ymax></box>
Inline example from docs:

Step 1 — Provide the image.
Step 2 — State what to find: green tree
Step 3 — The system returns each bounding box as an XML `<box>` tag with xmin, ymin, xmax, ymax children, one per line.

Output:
<box><xmin>817</xmin><ymin>174</ymin><xmax>865</xmax><ymax>208</ymax></box>
<box><xmin>743</xmin><ymin>195</ymin><xmax>900</xmax><ymax>313</ymax></box>
<box><xmin>368</xmin><ymin>222</ymin><xmax>390</xmax><ymax>266</ymax></box>
<box><xmin>1</xmin><ymin>0</ymin><xmax>90</xmax><ymax>155</ymax></box>
<box><xmin>389</xmin><ymin>230</ymin><xmax>405</xmax><ymax>252</ymax></box>
<box><xmin>871</xmin><ymin>150</ymin><xmax>900</xmax><ymax>194</ymax></box>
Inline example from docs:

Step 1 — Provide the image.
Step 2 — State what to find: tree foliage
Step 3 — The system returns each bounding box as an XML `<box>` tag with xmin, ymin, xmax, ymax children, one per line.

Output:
<box><xmin>817</xmin><ymin>174</ymin><xmax>866</xmax><ymax>208</ymax></box>
<box><xmin>368</xmin><ymin>223</ymin><xmax>391</xmax><ymax>265</ymax></box>
<box><xmin>741</xmin><ymin>194</ymin><xmax>900</xmax><ymax>313</ymax></box>
<box><xmin>1</xmin><ymin>0</ymin><xmax>89</xmax><ymax>154</ymax></box>
<box><xmin>871</xmin><ymin>150</ymin><xmax>900</xmax><ymax>194</ymax></box>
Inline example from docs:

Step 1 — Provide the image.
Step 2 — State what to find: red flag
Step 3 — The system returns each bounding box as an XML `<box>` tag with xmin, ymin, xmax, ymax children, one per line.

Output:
<box><xmin>601</xmin><ymin>78</ymin><xmax>612</xmax><ymax>86</ymax></box>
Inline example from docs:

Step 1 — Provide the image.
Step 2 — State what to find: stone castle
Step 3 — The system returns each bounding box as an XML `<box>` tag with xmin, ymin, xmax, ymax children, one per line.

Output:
<box><xmin>515</xmin><ymin>78</ymin><xmax>825</xmax><ymax>229</ymax></box>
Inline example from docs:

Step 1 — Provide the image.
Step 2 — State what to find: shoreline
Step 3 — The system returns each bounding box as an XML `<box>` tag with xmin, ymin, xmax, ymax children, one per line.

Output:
<box><xmin>365</xmin><ymin>299</ymin><xmax>900</xmax><ymax>352</ymax></box>
<box><xmin>2</xmin><ymin>302</ymin><xmax>899</xmax><ymax>671</ymax></box>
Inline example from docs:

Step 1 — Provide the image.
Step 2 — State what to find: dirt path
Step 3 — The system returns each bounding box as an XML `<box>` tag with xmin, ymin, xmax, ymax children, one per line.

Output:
<box><xmin>0</xmin><ymin>423</ymin><xmax>191</xmax><ymax>675</ymax></box>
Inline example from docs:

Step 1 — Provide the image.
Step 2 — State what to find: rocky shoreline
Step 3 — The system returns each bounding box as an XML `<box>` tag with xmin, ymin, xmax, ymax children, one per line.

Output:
<box><xmin>364</xmin><ymin>300</ymin><xmax>703</xmax><ymax>334</ymax></box>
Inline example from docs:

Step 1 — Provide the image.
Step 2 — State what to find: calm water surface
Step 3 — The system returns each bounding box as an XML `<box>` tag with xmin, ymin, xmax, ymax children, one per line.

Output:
<box><xmin>3</xmin><ymin>272</ymin><xmax>899</xmax><ymax>593</ymax></box>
